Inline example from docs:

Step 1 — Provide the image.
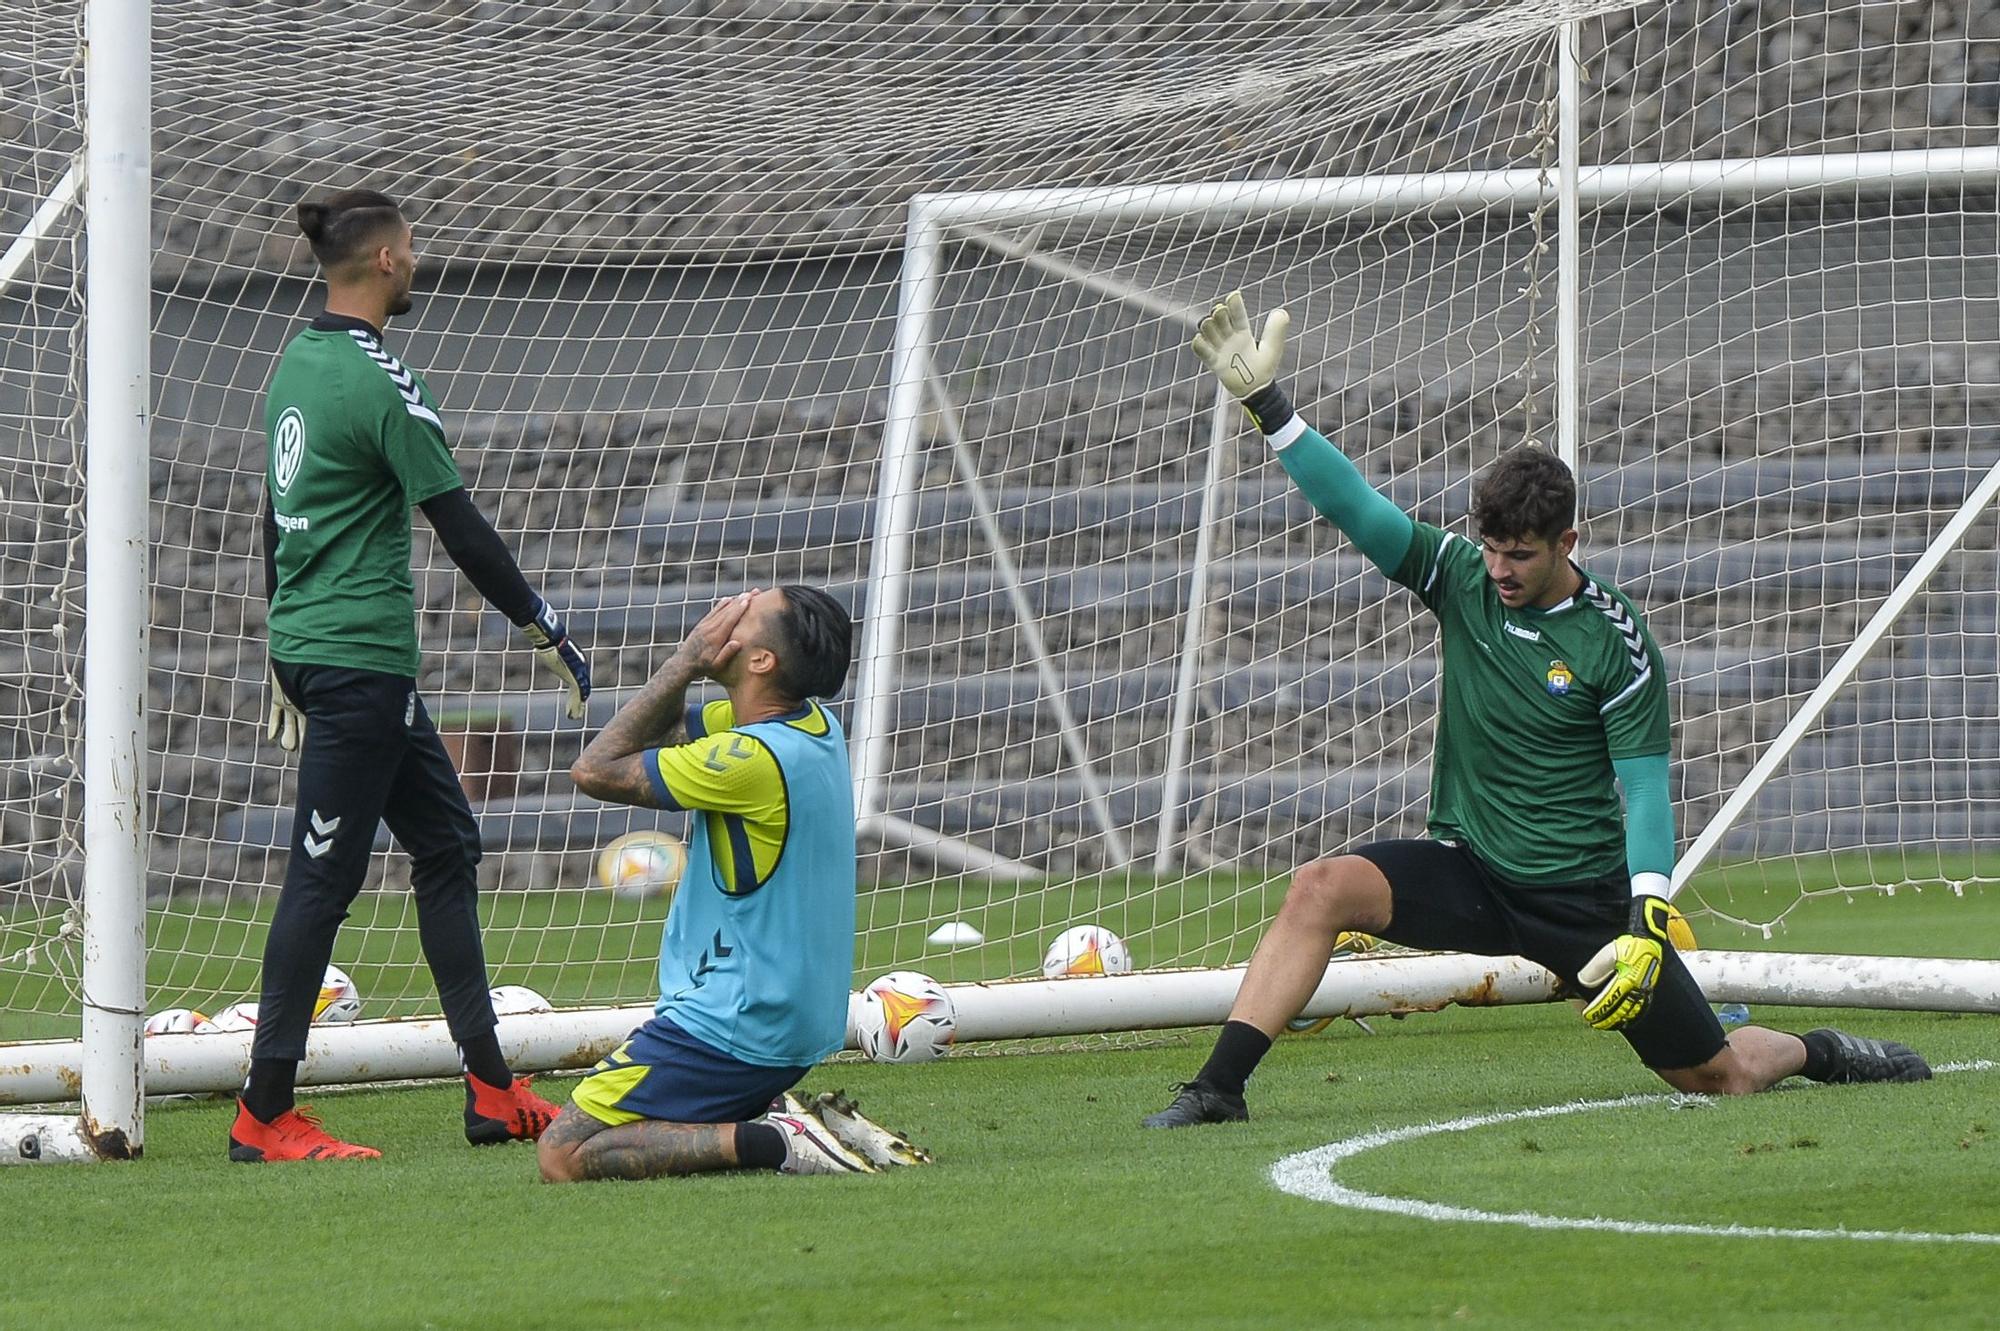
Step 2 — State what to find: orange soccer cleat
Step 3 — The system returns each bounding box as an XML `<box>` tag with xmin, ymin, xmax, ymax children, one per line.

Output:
<box><xmin>228</xmin><ymin>1100</ymin><xmax>382</xmax><ymax>1162</ymax></box>
<box><xmin>464</xmin><ymin>1072</ymin><xmax>560</xmax><ymax>1145</ymax></box>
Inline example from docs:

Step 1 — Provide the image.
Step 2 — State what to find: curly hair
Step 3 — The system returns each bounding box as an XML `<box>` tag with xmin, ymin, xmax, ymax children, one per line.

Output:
<box><xmin>1470</xmin><ymin>445</ymin><xmax>1576</xmax><ymax>542</ymax></box>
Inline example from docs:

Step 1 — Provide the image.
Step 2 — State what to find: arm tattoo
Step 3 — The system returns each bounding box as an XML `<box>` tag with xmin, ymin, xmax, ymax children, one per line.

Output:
<box><xmin>573</xmin><ymin>654</ymin><xmax>701</xmax><ymax>807</ymax></box>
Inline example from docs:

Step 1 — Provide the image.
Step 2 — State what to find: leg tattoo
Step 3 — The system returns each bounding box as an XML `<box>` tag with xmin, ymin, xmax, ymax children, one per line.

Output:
<box><xmin>540</xmin><ymin>1104</ymin><xmax>739</xmax><ymax>1182</ymax></box>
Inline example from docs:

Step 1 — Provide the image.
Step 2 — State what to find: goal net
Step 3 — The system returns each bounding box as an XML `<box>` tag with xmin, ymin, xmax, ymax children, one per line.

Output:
<box><xmin>2</xmin><ymin>0</ymin><xmax>1996</xmax><ymax>1091</ymax></box>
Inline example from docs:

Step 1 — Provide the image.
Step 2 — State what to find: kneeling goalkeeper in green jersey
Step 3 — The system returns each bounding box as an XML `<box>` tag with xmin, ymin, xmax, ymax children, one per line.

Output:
<box><xmin>1146</xmin><ymin>294</ymin><xmax>1932</xmax><ymax>1129</ymax></box>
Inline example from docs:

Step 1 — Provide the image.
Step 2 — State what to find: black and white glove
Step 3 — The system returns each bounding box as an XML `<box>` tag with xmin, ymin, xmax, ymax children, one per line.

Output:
<box><xmin>521</xmin><ymin>598</ymin><xmax>591</xmax><ymax>721</ymax></box>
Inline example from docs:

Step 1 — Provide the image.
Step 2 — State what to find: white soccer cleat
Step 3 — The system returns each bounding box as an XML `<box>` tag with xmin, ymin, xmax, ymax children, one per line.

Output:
<box><xmin>767</xmin><ymin>1110</ymin><xmax>878</xmax><ymax>1175</ymax></box>
<box><xmin>807</xmin><ymin>1089</ymin><xmax>933</xmax><ymax>1167</ymax></box>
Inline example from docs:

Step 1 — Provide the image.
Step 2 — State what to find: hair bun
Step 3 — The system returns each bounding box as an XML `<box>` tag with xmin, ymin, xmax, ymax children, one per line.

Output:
<box><xmin>295</xmin><ymin>201</ymin><xmax>328</xmax><ymax>241</ymax></box>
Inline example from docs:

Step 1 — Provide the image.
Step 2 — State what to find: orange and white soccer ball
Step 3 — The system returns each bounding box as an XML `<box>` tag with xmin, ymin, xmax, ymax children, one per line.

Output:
<box><xmin>144</xmin><ymin>1007</ymin><xmax>213</xmax><ymax>1036</ymax></box>
<box><xmin>488</xmin><ymin>983</ymin><xmax>552</xmax><ymax>1016</ymax></box>
<box><xmin>209</xmin><ymin>1001</ymin><xmax>260</xmax><ymax>1032</ymax></box>
<box><xmin>594</xmin><ymin>830</ymin><xmax>687</xmax><ymax>899</ymax></box>
<box><xmin>1041</xmin><ymin>925</ymin><xmax>1133</xmax><ymax>978</ymax></box>
<box><xmin>853</xmin><ymin>971</ymin><xmax>956</xmax><ymax>1064</ymax></box>
<box><xmin>314</xmin><ymin>964</ymin><xmax>362</xmax><ymax>1023</ymax></box>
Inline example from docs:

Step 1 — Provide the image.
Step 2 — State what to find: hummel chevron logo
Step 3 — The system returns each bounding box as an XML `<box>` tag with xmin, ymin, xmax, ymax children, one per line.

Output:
<box><xmin>1583</xmin><ymin>583</ymin><xmax>1651</xmax><ymax>681</ymax></box>
<box><xmin>303</xmin><ymin>809</ymin><xmax>340</xmax><ymax>859</ymax></box>
<box><xmin>347</xmin><ymin>330</ymin><xmax>443</xmax><ymax>430</ymax></box>
<box><xmin>702</xmin><ymin>736</ymin><xmax>757</xmax><ymax>772</ymax></box>
<box><xmin>694</xmin><ymin>929</ymin><xmax>734</xmax><ymax>978</ymax></box>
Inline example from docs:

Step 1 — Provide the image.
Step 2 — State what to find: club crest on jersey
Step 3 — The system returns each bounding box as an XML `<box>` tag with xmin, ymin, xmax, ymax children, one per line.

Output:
<box><xmin>1545</xmin><ymin>660</ymin><xmax>1574</xmax><ymax>696</ymax></box>
<box><xmin>273</xmin><ymin>407</ymin><xmax>306</xmax><ymax>494</ymax></box>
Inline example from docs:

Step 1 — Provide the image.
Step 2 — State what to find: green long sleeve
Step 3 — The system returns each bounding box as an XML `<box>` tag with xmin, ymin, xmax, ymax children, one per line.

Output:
<box><xmin>1268</xmin><ymin>419</ymin><xmax>1415</xmax><ymax>575</ymax></box>
<box><xmin>1611</xmin><ymin>751</ymin><xmax>1675</xmax><ymax>888</ymax></box>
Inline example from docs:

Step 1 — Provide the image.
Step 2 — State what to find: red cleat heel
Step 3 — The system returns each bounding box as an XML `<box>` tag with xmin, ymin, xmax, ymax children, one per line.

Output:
<box><xmin>464</xmin><ymin>1073</ymin><xmax>559</xmax><ymax>1145</ymax></box>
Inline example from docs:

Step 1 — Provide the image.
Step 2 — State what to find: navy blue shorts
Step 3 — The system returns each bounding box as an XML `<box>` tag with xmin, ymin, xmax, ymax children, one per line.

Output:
<box><xmin>570</xmin><ymin>1015</ymin><xmax>809</xmax><ymax>1126</ymax></box>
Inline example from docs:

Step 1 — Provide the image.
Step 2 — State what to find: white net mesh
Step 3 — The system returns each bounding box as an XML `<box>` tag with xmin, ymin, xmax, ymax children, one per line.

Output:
<box><xmin>1</xmin><ymin>0</ymin><xmax>1996</xmax><ymax>1044</ymax></box>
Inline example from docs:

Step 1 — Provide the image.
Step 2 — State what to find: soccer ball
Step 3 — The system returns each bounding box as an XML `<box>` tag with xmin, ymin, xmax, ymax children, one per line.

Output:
<box><xmin>489</xmin><ymin>983</ymin><xmax>552</xmax><ymax>1016</ymax></box>
<box><xmin>595</xmin><ymin>829</ymin><xmax>687</xmax><ymax>898</ymax></box>
<box><xmin>144</xmin><ymin>1007</ymin><xmax>213</xmax><ymax>1036</ymax></box>
<box><xmin>209</xmin><ymin>1001</ymin><xmax>260</xmax><ymax>1032</ymax></box>
<box><xmin>853</xmin><ymin>971</ymin><xmax>956</xmax><ymax>1064</ymax></box>
<box><xmin>314</xmin><ymin>964</ymin><xmax>362</xmax><ymax>1023</ymax></box>
<box><xmin>1041</xmin><ymin>925</ymin><xmax>1133</xmax><ymax>978</ymax></box>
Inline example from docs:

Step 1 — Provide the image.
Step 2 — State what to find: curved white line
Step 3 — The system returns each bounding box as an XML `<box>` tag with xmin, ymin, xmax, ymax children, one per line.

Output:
<box><xmin>1271</xmin><ymin>1060</ymin><xmax>2000</xmax><ymax>1245</ymax></box>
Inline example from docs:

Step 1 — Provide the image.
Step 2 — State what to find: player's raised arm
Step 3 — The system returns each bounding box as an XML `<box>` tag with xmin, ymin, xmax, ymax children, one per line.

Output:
<box><xmin>416</xmin><ymin>487</ymin><xmax>591</xmax><ymax>719</ymax></box>
<box><xmin>1191</xmin><ymin>292</ymin><xmax>1414</xmax><ymax>576</ymax></box>
<box><xmin>570</xmin><ymin>591</ymin><xmax>755</xmax><ymax>808</ymax></box>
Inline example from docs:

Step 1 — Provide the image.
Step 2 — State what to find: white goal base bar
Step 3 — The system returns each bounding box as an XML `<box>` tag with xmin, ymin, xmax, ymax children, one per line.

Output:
<box><xmin>3</xmin><ymin>949</ymin><xmax>1994</xmax><ymax>1113</ymax></box>
<box><xmin>0</xmin><ymin>1113</ymin><xmax>132</xmax><ymax>1165</ymax></box>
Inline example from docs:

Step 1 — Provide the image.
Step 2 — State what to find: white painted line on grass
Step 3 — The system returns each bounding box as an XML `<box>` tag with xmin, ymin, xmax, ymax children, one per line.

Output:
<box><xmin>1271</xmin><ymin>1060</ymin><xmax>1999</xmax><ymax>1245</ymax></box>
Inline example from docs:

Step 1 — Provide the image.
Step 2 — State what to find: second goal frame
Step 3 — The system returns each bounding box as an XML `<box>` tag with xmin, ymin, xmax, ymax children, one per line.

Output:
<box><xmin>852</xmin><ymin>141</ymin><xmax>2000</xmax><ymax>882</ymax></box>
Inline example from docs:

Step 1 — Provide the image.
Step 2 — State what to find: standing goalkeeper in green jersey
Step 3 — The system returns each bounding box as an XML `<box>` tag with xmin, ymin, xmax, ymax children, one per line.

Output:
<box><xmin>236</xmin><ymin>188</ymin><xmax>589</xmax><ymax>1162</ymax></box>
<box><xmin>1146</xmin><ymin>294</ymin><xmax>1931</xmax><ymax>1129</ymax></box>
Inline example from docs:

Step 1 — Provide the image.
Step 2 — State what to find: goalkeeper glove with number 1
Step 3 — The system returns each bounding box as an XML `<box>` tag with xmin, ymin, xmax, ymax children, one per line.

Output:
<box><xmin>1577</xmin><ymin>895</ymin><xmax>1673</xmax><ymax>1031</ymax></box>
<box><xmin>522</xmin><ymin>598</ymin><xmax>591</xmax><ymax>721</ymax></box>
<box><xmin>1190</xmin><ymin>290</ymin><xmax>1296</xmax><ymax>434</ymax></box>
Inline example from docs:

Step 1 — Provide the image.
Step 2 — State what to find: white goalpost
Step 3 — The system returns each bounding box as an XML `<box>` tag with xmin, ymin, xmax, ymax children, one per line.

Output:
<box><xmin>4</xmin><ymin>1</ymin><xmax>2000</xmax><ymax>1156</ymax></box>
<box><xmin>1</xmin><ymin>0</ymin><xmax>153</xmax><ymax>1162</ymax></box>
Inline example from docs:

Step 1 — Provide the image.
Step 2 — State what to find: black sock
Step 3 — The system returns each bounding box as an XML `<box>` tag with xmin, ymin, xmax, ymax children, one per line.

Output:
<box><xmin>736</xmin><ymin>1120</ymin><xmax>787</xmax><ymax>1170</ymax></box>
<box><xmin>459</xmin><ymin>1031</ymin><xmax>512</xmax><ymax>1089</ymax></box>
<box><xmin>241</xmin><ymin>1057</ymin><xmax>297</xmax><ymax>1122</ymax></box>
<box><xmin>1196</xmin><ymin>1020</ymin><xmax>1273</xmax><ymax>1097</ymax></box>
<box><xmin>1797</xmin><ymin>1029</ymin><xmax>1836</xmax><ymax>1081</ymax></box>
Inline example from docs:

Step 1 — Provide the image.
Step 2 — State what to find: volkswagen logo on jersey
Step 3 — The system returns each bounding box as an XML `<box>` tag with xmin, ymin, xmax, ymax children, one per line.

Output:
<box><xmin>1545</xmin><ymin>659</ymin><xmax>1574</xmax><ymax>696</ymax></box>
<box><xmin>273</xmin><ymin>406</ymin><xmax>307</xmax><ymax>494</ymax></box>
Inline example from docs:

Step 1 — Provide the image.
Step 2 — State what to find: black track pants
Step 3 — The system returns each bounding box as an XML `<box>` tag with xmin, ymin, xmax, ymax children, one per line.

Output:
<box><xmin>251</xmin><ymin>663</ymin><xmax>496</xmax><ymax>1062</ymax></box>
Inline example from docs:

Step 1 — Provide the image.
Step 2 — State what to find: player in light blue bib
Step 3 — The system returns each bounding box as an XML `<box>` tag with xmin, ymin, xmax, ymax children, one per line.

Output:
<box><xmin>545</xmin><ymin>586</ymin><xmax>918</xmax><ymax>1179</ymax></box>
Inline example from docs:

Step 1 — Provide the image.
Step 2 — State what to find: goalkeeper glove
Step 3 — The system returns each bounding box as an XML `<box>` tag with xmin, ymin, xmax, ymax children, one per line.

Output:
<box><xmin>522</xmin><ymin>598</ymin><xmax>591</xmax><ymax>721</ymax></box>
<box><xmin>1190</xmin><ymin>290</ymin><xmax>1296</xmax><ymax>433</ymax></box>
<box><xmin>265</xmin><ymin>661</ymin><xmax>306</xmax><ymax>753</ymax></box>
<box><xmin>1577</xmin><ymin>895</ymin><xmax>1674</xmax><ymax>1031</ymax></box>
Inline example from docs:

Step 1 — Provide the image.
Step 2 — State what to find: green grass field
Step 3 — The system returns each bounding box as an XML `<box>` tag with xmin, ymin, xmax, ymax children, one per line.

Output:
<box><xmin>3</xmin><ymin>874</ymin><xmax>1997</xmax><ymax>1328</ymax></box>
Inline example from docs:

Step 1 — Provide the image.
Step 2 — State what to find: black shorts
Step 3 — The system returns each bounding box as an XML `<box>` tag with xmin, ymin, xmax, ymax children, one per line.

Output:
<box><xmin>1351</xmin><ymin>838</ymin><xmax>1726</xmax><ymax>1071</ymax></box>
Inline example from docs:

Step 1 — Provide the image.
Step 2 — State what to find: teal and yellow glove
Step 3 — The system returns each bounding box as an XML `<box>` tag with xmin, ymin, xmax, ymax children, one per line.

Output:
<box><xmin>1577</xmin><ymin>895</ymin><xmax>1674</xmax><ymax>1031</ymax></box>
<box><xmin>1190</xmin><ymin>291</ymin><xmax>1296</xmax><ymax>434</ymax></box>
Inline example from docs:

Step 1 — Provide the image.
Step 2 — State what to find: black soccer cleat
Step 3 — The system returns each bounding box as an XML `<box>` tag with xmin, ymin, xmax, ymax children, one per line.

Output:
<box><xmin>1142</xmin><ymin>1080</ymin><xmax>1249</xmax><ymax>1129</ymax></box>
<box><xmin>1806</xmin><ymin>1028</ymin><xmax>1932</xmax><ymax>1084</ymax></box>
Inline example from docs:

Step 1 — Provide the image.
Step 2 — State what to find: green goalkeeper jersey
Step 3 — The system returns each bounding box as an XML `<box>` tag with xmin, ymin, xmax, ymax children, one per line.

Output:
<box><xmin>1390</xmin><ymin>519</ymin><xmax>1671</xmax><ymax>885</ymax></box>
<box><xmin>264</xmin><ymin>316</ymin><xmax>463</xmax><ymax>677</ymax></box>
